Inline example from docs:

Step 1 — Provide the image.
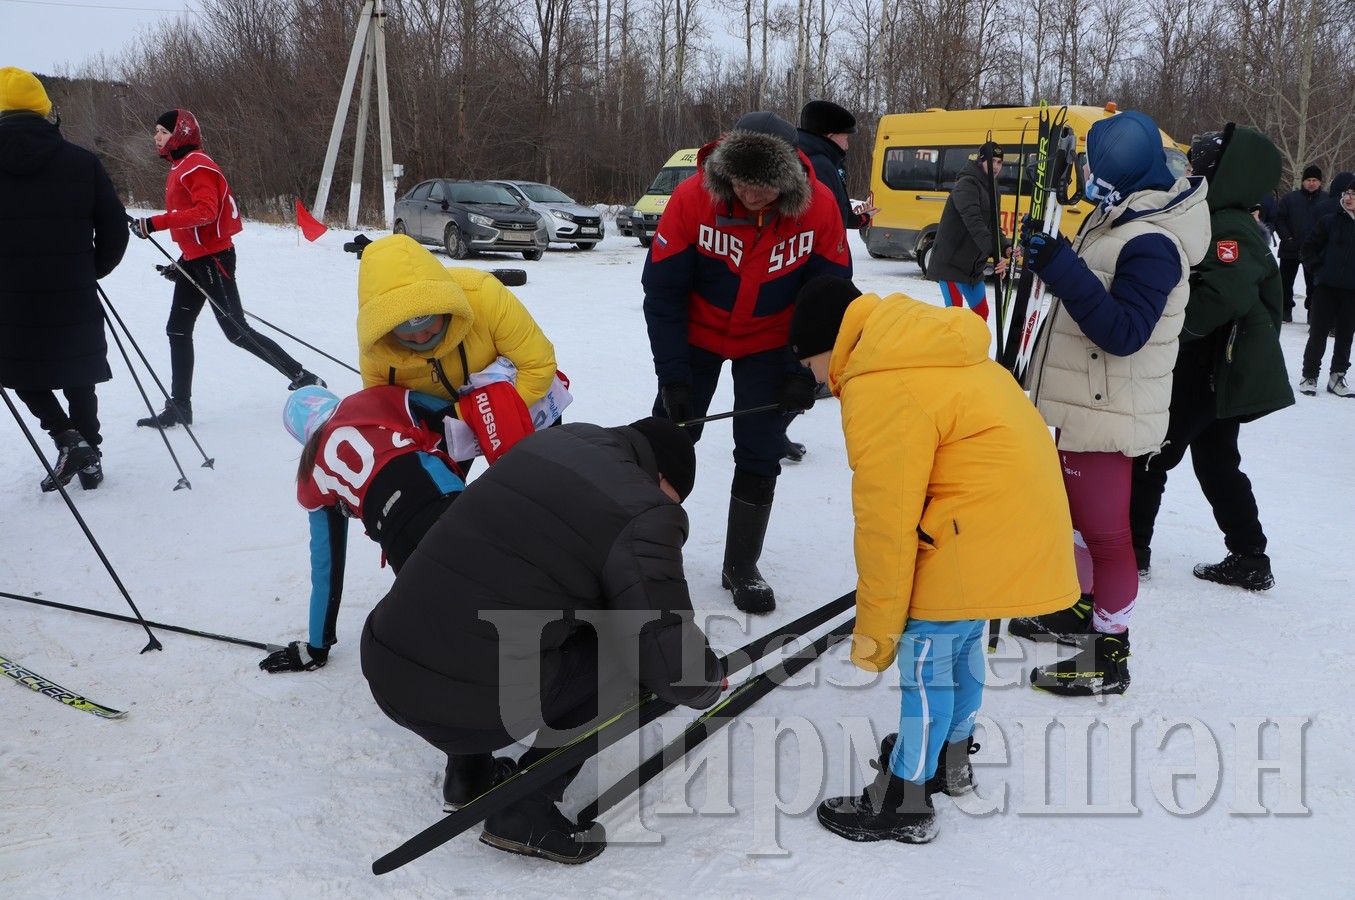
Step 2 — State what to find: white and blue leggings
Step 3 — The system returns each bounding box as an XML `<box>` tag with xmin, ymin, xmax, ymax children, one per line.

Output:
<box><xmin>887</xmin><ymin>618</ymin><xmax>987</xmax><ymax>784</ymax></box>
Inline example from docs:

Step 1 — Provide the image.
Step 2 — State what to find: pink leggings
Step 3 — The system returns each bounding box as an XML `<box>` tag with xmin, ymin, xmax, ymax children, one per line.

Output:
<box><xmin>1060</xmin><ymin>450</ymin><xmax>1136</xmax><ymax>633</ymax></box>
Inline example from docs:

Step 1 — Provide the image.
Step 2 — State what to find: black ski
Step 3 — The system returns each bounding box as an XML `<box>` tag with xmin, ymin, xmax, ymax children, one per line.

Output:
<box><xmin>372</xmin><ymin>590</ymin><xmax>856</xmax><ymax>874</ymax></box>
<box><xmin>1</xmin><ymin>652</ymin><xmax>127</xmax><ymax>719</ymax></box>
<box><xmin>576</xmin><ymin>616</ymin><xmax>854</xmax><ymax>824</ymax></box>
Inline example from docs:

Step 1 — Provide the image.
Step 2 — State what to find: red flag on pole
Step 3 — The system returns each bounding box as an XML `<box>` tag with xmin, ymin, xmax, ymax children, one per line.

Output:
<box><xmin>295</xmin><ymin>199</ymin><xmax>328</xmax><ymax>242</ymax></box>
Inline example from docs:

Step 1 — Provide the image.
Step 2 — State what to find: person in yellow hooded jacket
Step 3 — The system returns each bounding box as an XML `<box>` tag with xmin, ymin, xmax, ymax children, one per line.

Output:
<box><xmin>787</xmin><ymin>275</ymin><xmax>1079</xmax><ymax>845</ymax></box>
<box><xmin>356</xmin><ymin>235</ymin><xmax>557</xmax><ymax>466</ymax></box>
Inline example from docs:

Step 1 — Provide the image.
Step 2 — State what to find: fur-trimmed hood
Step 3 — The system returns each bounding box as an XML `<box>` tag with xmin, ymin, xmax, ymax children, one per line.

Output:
<box><xmin>700</xmin><ymin>130</ymin><xmax>812</xmax><ymax>218</ymax></box>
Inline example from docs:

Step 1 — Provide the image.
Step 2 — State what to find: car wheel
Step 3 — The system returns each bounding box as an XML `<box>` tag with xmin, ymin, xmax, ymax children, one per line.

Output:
<box><xmin>578</xmin><ymin>242</ymin><xmax>597</xmax><ymax>251</ymax></box>
<box><xmin>915</xmin><ymin>233</ymin><xmax>934</xmax><ymax>277</ymax></box>
<box><xmin>522</xmin><ymin>248</ymin><xmax>545</xmax><ymax>261</ymax></box>
<box><xmin>490</xmin><ymin>268</ymin><xmax>528</xmax><ymax>287</ymax></box>
<box><xmin>393</xmin><ymin>219</ymin><xmax>407</xmax><ymax>236</ymax></box>
<box><xmin>638</xmin><ymin>235</ymin><xmax>652</xmax><ymax>248</ymax></box>
<box><xmin>444</xmin><ymin>224</ymin><xmax>469</xmax><ymax>259</ymax></box>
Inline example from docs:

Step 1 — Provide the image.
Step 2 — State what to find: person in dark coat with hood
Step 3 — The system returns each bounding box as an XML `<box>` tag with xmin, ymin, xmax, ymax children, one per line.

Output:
<box><xmin>1274</xmin><ymin>164</ymin><xmax>1326</xmax><ymax>321</ymax></box>
<box><xmin>1130</xmin><ymin>125</ymin><xmax>1294</xmax><ymax>593</ymax></box>
<box><xmin>0</xmin><ymin>68</ymin><xmax>127</xmax><ymax>492</ymax></box>
<box><xmin>361</xmin><ymin>417</ymin><xmax>725</xmax><ymax>865</ymax></box>
<box><xmin>1299</xmin><ymin>183</ymin><xmax>1355</xmax><ymax>398</ymax></box>
<box><xmin>925</xmin><ymin>141</ymin><xmax>1009</xmax><ymax>321</ymax></box>
<box><xmin>643</xmin><ymin>110</ymin><xmax>850</xmax><ymax>615</ymax></box>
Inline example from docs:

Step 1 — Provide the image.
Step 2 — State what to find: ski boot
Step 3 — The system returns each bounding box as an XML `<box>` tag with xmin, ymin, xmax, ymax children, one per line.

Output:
<box><xmin>288</xmin><ymin>370</ymin><xmax>326</xmax><ymax>390</ymax></box>
<box><xmin>137</xmin><ymin>399</ymin><xmax>192</xmax><ymax>428</ymax></box>
<box><xmin>1030</xmin><ymin>630</ymin><xmax>1131</xmax><ymax>697</ymax></box>
<box><xmin>1008</xmin><ymin>593</ymin><xmax>1094</xmax><ymax>645</ymax></box>
<box><xmin>40</xmin><ymin>430</ymin><xmax>99</xmax><ymax>493</ymax></box>
<box><xmin>480</xmin><ymin>794</ymin><xmax>606</xmax><ymax>864</ymax></box>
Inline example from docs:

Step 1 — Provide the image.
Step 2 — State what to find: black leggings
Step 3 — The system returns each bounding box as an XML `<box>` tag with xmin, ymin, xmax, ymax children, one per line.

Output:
<box><xmin>167</xmin><ymin>248</ymin><xmax>304</xmax><ymax>400</ymax></box>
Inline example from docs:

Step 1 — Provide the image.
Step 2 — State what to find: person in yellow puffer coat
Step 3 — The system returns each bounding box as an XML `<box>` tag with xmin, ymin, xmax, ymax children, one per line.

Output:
<box><xmin>787</xmin><ymin>276</ymin><xmax>1079</xmax><ymax>845</ymax></box>
<box><xmin>356</xmin><ymin>235</ymin><xmax>556</xmax><ymax>413</ymax></box>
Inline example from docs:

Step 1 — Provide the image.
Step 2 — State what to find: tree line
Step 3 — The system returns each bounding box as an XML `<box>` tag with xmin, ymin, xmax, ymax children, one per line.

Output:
<box><xmin>39</xmin><ymin>0</ymin><xmax>1355</xmax><ymax>224</ymax></box>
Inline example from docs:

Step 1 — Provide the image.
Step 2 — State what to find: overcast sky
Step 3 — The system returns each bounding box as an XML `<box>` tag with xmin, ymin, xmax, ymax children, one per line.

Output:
<box><xmin>2</xmin><ymin>0</ymin><xmax>191</xmax><ymax>76</ymax></box>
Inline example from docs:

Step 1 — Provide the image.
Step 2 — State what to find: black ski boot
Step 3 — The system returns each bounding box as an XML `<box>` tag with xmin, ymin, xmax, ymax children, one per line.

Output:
<box><xmin>817</xmin><ymin>741</ymin><xmax>937</xmax><ymax>843</ymax></box>
<box><xmin>1008</xmin><ymin>593</ymin><xmax>1094</xmax><ymax>645</ymax></box>
<box><xmin>137</xmin><ymin>399</ymin><xmax>192</xmax><ymax>428</ymax></box>
<box><xmin>721</xmin><ymin>496</ymin><xmax>776</xmax><ymax>614</ymax></box>
<box><xmin>1193</xmin><ymin>553</ymin><xmax>1274</xmax><ymax>591</ymax></box>
<box><xmin>1031</xmin><ymin>630</ymin><xmax>1131</xmax><ymax>697</ymax></box>
<box><xmin>77</xmin><ymin>448</ymin><xmax>104</xmax><ymax>490</ymax></box>
<box><xmin>40</xmin><ymin>430</ymin><xmax>99</xmax><ymax>493</ymax></box>
<box><xmin>288</xmin><ymin>370</ymin><xmax>326</xmax><ymax>390</ymax></box>
<box><xmin>480</xmin><ymin>793</ymin><xmax>606</xmax><ymax>864</ymax></box>
<box><xmin>781</xmin><ymin>436</ymin><xmax>806</xmax><ymax>463</ymax></box>
<box><xmin>881</xmin><ymin>732</ymin><xmax>978</xmax><ymax>797</ymax></box>
<box><xmin>443</xmin><ymin>753</ymin><xmax>519</xmax><ymax>811</ymax></box>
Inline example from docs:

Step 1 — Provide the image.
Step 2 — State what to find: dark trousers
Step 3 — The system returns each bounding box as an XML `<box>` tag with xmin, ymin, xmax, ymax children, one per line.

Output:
<box><xmin>14</xmin><ymin>385</ymin><xmax>101</xmax><ymax>446</ymax></box>
<box><xmin>652</xmin><ymin>345</ymin><xmax>790</xmax><ymax>479</ymax></box>
<box><xmin>1279</xmin><ymin>257</ymin><xmax>1313</xmax><ymax>317</ymax></box>
<box><xmin>1130</xmin><ymin>347</ymin><xmax>1266</xmax><ymax>568</ymax></box>
<box><xmin>1301</xmin><ymin>286</ymin><xmax>1355</xmax><ymax>379</ymax></box>
<box><xmin>167</xmin><ymin>248</ymin><xmax>304</xmax><ymax>400</ymax></box>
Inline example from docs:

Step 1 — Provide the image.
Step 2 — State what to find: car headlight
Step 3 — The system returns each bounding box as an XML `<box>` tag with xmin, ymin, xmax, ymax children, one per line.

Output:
<box><xmin>468</xmin><ymin>213</ymin><xmax>493</xmax><ymax>227</ymax></box>
<box><xmin>551</xmin><ymin>209</ymin><xmax>575</xmax><ymax>221</ymax></box>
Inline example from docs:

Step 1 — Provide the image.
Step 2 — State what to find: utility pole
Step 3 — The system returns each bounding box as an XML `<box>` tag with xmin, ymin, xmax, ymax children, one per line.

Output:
<box><xmin>313</xmin><ymin>0</ymin><xmax>399</xmax><ymax>229</ymax></box>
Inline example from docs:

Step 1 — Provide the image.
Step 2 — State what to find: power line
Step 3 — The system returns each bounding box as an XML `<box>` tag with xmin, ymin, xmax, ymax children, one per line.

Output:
<box><xmin>0</xmin><ymin>0</ymin><xmax>194</xmax><ymax>12</ymax></box>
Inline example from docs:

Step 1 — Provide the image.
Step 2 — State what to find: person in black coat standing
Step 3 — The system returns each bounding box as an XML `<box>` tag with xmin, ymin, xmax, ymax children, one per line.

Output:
<box><xmin>797</xmin><ymin>100</ymin><xmax>878</xmax><ymax>243</ymax></box>
<box><xmin>1299</xmin><ymin>185</ymin><xmax>1355</xmax><ymax>397</ymax></box>
<box><xmin>361</xmin><ymin>417</ymin><xmax>725</xmax><ymax>865</ymax></box>
<box><xmin>1274</xmin><ymin>164</ymin><xmax>1327</xmax><ymax>322</ymax></box>
<box><xmin>0</xmin><ymin>68</ymin><xmax>127</xmax><ymax>491</ymax></box>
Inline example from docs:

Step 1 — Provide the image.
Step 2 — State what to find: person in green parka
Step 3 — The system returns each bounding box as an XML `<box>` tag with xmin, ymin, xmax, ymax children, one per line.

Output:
<box><xmin>1129</xmin><ymin>124</ymin><xmax>1294</xmax><ymax>591</ymax></box>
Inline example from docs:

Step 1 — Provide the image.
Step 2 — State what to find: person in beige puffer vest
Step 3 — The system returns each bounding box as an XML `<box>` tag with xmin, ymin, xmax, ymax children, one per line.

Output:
<box><xmin>1009</xmin><ymin>110</ymin><xmax>1210</xmax><ymax>697</ymax></box>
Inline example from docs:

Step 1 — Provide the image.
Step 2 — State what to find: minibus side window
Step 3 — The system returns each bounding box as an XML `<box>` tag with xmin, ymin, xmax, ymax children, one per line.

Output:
<box><xmin>939</xmin><ymin>147</ymin><xmax>980</xmax><ymax>190</ymax></box>
<box><xmin>998</xmin><ymin>148</ymin><xmax>1037</xmax><ymax>197</ymax></box>
<box><xmin>883</xmin><ymin>147</ymin><xmax>940</xmax><ymax>190</ymax></box>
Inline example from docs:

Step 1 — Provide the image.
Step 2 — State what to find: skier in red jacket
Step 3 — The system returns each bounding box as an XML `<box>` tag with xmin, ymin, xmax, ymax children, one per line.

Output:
<box><xmin>128</xmin><ymin>109</ymin><xmax>323</xmax><ymax>427</ymax></box>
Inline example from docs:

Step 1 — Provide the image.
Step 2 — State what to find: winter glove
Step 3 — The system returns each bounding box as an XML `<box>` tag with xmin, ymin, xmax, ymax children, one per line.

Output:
<box><xmin>154</xmin><ymin>263</ymin><xmax>183</xmax><ymax>284</ymax></box>
<box><xmin>259</xmin><ymin>640</ymin><xmax>329</xmax><ymax>673</ymax></box>
<box><xmin>129</xmin><ymin>217</ymin><xmax>157</xmax><ymax>239</ymax></box>
<box><xmin>777</xmin><ymin>371</ymin><xmax>817</xmax><ymax>414</ymax></box>
<box><xmin>1021</xmin><ymin>230</ymin><xmax>1067</xmax><ymax>274</ymax></box>
<box><xmin>660</xmin><ymin>383</ymin><xmax>696</xmax><ymax>424</ymax></box>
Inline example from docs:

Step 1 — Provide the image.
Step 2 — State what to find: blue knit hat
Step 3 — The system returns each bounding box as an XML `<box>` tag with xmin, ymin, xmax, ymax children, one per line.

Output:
<box><xmin>284</xmin><ymin>386</ymin><xmax>339</xmax><ymax>443</ymax></box>
<box><xmin>1084</xmin><ymin>111</ymin><xmax>1176</xmax><ymax>208</ymax></box>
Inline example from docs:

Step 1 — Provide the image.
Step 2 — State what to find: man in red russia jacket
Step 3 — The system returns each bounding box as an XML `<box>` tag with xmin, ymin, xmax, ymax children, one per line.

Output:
<box><xmin>128</xmin><ymin>109</ymin><xmax>322</xmax><ymax>427</ymax></box>
<box><xmin>643</xmin><ymin>110</ymin><xmax>850</xmax><ymax>614</ymax></box>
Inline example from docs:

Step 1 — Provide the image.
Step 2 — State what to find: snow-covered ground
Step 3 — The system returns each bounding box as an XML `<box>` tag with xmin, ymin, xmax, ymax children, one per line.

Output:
<box><xmin>2</xmin><ymin>220</ymin><xmax>1350</xmax><ymax>897</ymax></box>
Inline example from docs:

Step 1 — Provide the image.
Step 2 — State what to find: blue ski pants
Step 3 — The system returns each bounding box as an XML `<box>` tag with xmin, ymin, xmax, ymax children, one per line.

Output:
<box><xmin>887</xmin><ymin>618</ymin><xmax>986</xmax><ymax>783</ymax></box>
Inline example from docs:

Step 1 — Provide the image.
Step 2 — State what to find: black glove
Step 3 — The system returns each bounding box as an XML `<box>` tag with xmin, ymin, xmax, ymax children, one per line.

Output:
<box><xmin>1021</xmin><ymin>230</ymin><xmax>1067</xmax><ymax>274</ymax></box>
<box><xmin>259</xmin><ymin>640</ymin><xmax>329</xmax><ymax>673</ymax></box>
<box><xmin>777</xmin><ymin>371</ymin><xmax>817</xmax><ymax>414</ymax></box>
<box><xmin>660</xmin><ymin>383</ymin><xmax>696</xmax><ymax>424</ymax></box>
<box><xmin>129</xmin><ymin>217</ymin><xmax>156</xmax><ymax>239</ymax></box>
<box><xmin>154</xmin><ymin>263</ymin><xmax>183</xmax><ymax>284</ymax></box>
<box><xmin>343</xmin><ymin>233</ymin><xmax>373</xmax><ymax>258</ymax></box>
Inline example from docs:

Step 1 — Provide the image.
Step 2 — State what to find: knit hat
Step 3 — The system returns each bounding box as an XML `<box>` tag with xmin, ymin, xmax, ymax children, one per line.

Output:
<box><xmin>799</xmin><ymin>100</ymin><xmax>857</xmax><ymax>135</ymax></box>
<box><xmin>1302</xmin><ymin>164</ymin><xmax>1322</xmax><ymax>182</ymax></box>
<box><xmin>628</xmin><ymin>416</ymin><xmax>696</xmax><ymax>500</ymax></box>
<box><xmin>978</xmin><ymin>141</ymin><xmax>1004</xmax><ymax>162</ymax></box>
<box><xmin>732</xmin><ymin>110</ymin><xmax>799</xmax><ymax>147</ymax></box>
<box><xmin>283</xmin><ymin>386</ymin><xmax>340</xmax><ymax>443</ymax></box>
<box><xmin>390</xmin><ymin>313</ymin><xmax>450</xmax><ymax>351</ymax></box>
<box><xmin>0</xmin><ymin>67</ymin><xmax>52</xmax><ymax>117</ymax></box>
<box><xmin>789</xmin><ymin>275</ymin><xmax>863</xmax><ymax>358</ymax></box>
<box><xmin>1187</xmin><ymin>127</ymin><xmax>1231</xmax><ymax>182</ymax></box>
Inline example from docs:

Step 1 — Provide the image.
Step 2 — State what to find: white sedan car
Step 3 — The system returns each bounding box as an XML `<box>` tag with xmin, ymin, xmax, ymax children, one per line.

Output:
<box><xmin>489</xmin><ymin>180</ymin><xmax>605</xmax><ymax>250</ymax></box>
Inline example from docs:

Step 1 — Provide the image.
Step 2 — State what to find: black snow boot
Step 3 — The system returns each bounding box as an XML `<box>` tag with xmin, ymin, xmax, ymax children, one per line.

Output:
<box><xmin>781</xmin><ymin>436</ymin><xmax>806</xmax><ymax>463</ymax></box>
<box><xmin>77</xmin><ymin>448</ymin><xmax>104</xmax><ymax>490</ymax></box>
<box><xmin>480</xmin><ymin>793</ymin><xmax>606</xmax><ymax>864</ymax></box>
<box><xmin>1008</xmin><ymin>593</ymin><xmax>1094</xmax><ymax>645</ymax></box>
<box><xmin>880</xmin><ymin>732</ymin><xmax>978</xmax><ymax>797</ymax></box>
<box><xmin>721</xmin><ymin>496</ymin><xmax>776</xmax><ymax>614</ymax></box>
<box><xmin>137</xmin><ymin>399</ymin><xmax>192</xmax><ymax>428</ymax></box>
<box><xmin>817</xmin><ymin>742</ymin><xmax>937</xmax><ymax>844</ymax></box>
<box><xmin>40</xmin><ymin>430</ymin><xmax>99</xmax><ymax>493</ymax></box>
<box><xmin>443</xmin><ymin>753</ymin><xmax>519</xmax><ymax>811</ymax></box>
<box><xmin>1030</xmin><ymin>630</ymin><xmax>1131</xmax><ymax>697</ymax></box>
<box><xmin>288</xmin><ymin>370</ymin><xmax>326</xmax><ymax>391</ymax></box>
<box><xmin>1193</xmin><ymin>552</ymin><xmax>1274</xmax><ymax>591</ymax></box>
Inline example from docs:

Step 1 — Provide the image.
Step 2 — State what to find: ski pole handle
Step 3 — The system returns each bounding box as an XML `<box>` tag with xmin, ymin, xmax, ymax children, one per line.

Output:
<box><xmin>678</xmin><ymin>403</ymin><xmax>779</xmax><ymax>427</ymax></box>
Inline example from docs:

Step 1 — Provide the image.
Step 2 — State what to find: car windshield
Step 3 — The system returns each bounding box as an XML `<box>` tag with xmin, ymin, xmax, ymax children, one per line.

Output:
<box><xmin>646</xmin><ymin>166</ymin><xmax>697</xmax><ymax>196</ymax></box>
<box><xmin>449</xmin><ymin>182</ymin><xmax>520</xmax><ymax>205</ymax></box>
<box><xmin>520</xmin><ymin>184</ymin><xmax>574</xmax><ymax>204</ymax></box>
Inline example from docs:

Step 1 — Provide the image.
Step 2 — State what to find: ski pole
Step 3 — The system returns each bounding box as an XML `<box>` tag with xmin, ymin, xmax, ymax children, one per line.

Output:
<box><xmin>678</xmin><ymin>403</ymin><xmax>780</xmax><ymax>427</ymax></box>
<box><xmin>372</xmin><ymin>590</ymin><xmax>856</xmax><ymax>874</ymax></box>
<box><xmin>99</xmin><ymin>304</ymin><xmax>193</xmax><ymax>489</ymax></box>
<box><xmin>0</xmin><ymin>590</ymin><xmax>281</xmax><ymax>653</ymax></box>
<box><xmin>578</xmin><ymin>616</ymin><xmax>855</xmax><ymax>824</ymax></box>
<box><xmin>987</xmin><ymin>618</ymin><xmax>1002</xmax><ymax>652</ymax></box>
<box><xmin>99</xmin><ymin>286</ymin><xmax>215</xmax><ymax>470</ymax></box>
<box><xmin>0</xmin><ymin>388</ymin><xmax>162</xmax><ymax>654</ymax></box>
<box><xmin>135</xmin><ymin>222</ymin><xmax>360</xmax><ymax>376</ymax></box>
